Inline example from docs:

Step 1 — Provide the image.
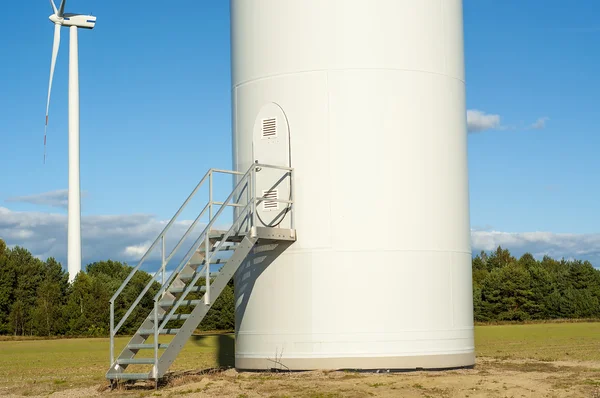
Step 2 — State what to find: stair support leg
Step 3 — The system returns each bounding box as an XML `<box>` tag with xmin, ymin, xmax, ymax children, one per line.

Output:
<box><xmin>153</xmin><ymin>300</ymin><xmax>159</xmax><ymax>379</ymax></box>
<box><xmin>205</xmin><ymin>235</ymin><xmax>210</xmax><ymax>305</ymax></box>
<box><xmin>110</xmin><ymin>302</ymin><xmax>114</xmax><ymax>368</ymax></box>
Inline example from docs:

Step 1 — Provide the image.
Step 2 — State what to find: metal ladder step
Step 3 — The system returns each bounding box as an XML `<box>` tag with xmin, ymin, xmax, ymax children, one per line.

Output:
<box><xmin>179</xmin><ymin>272</ymin><xmax>220</xmax><ymax>282</ymax></box>
<box><xmin>189</xmin><ymin>258</ymin><xmax>226</xmax><ymax>267</ymax></box>
<box><xmin>168</xmin><ymin>286</ymin><xmax>206</xmax><ymax>294</ymax></box>
<box><xmin>159</xmin><ymin>313</ymin><xmax>190</xmax><ymax>321</ymax></box>
<box><xmin>117</xmin><ymin>358</ymin><xmax>156</xmax><ymax>365</ymax></box>
<box><xmin>159</xmin><ymin>299</ymin><xmax>203</xmax><ymax>307</ymax></box>
<box><xmin>138</xmin><ymin>328</ymin><xmax>180</xmax><ymax>335</ymax></box>
<box><xmin>128</xmin><ymin>343</ymin><xmax>169</xmax><ymax>350</ymax></box>
<box><xmin>207</xmin><ymin>230</ymin><xmax>246</xmax><ymax>242</ymax></box>
<box><xmin>197</xmin><ymin>244</ymin><xmax>238</xmax><ymax>253</ymax></box>
<box><xmin>207</xmin><ymin>232</ymin><xmax>246</xmax><ymax>243</ymax></box>
<box><xmin>106</xmin><ymin>373</ymin><xmax>150</xmax><ymax>380</ymax></box>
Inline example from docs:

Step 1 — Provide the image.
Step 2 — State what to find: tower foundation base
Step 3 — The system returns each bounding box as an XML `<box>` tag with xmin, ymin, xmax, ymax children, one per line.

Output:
<box><xmin>236</xmin><ymin>352</ymin><xmax>475</xmax><ymax>372</ymax></box>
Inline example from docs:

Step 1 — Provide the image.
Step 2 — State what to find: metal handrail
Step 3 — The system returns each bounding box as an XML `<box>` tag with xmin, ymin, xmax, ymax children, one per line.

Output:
<box><xmin>157</xmin><ymin>200</ymin><xmax>254</xmax><ymax>330</ymax></box>
<box><xmin>108</xmin><ymin>163</ymin><xmax>294</xmax><ymax>370</ymax></box>
<box><xmin>108</xmin><ymin>168</ymin><xmax>246</xmax><ymax>305</ymax></box>
<box><xmin>150</xmin><ymin>165</ymin><xmax>254</xmax><ymax>302</ymax></box>
<box><xmin>111</xmin><ymin>202</ymin><xmax>210</xmax><ymax>335</ymax></box>
<box><xmin>109</xmin><ymin>170</ymin><xmax>211</xmax><ymax>304</ymax></box>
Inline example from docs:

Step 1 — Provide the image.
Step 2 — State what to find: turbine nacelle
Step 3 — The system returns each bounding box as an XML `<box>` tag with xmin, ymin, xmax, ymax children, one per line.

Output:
<box><xmin>49</xmin><ymin>13</ymin><xmax>96</xmax><ymax>29</ymax></box>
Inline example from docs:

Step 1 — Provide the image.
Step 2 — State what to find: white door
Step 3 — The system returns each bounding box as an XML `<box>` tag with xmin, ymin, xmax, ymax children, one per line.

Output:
<box><xmin>252</xmin><ymin>103</ymin><xmax>292</xmax><ymax>228</ymax></box>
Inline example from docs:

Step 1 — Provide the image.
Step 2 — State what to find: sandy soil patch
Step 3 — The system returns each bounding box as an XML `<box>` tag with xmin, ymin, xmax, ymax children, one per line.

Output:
<box><xmin>72</xmin><ymin>357</ymin><xmax>600</xmax><ymax>398</ymax></box>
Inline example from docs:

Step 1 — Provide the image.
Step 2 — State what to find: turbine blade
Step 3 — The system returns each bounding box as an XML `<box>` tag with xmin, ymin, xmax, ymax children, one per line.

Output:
<box><xmin>44</xmin><ymin>125</ymin><xmax>48</xmax><ymax>164</ymax></box>
<box><xmin>45</xmin><ymin>23</ymin><xmax>61</xmax><ymax>164</ymax></box>
<box><xmin>58</xmin><ymin>0</ymin><xmax>66</xmax><ymax>17</ymax></box>
<box><xmin>50</xmin><ymin>0</ymin><xmax>58</xmax><ymax>15</ymax></box>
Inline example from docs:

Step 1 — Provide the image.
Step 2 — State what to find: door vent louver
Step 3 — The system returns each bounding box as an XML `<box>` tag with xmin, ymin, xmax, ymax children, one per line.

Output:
<box><xmin>261</xmin><ymin>117</ymin><xmax>277</xmax><ymax>139</ymax></box>
<box><xmin>262</xmin><ymin>189</ymin><xmax>279</xmax><ymax>211</ymax></box>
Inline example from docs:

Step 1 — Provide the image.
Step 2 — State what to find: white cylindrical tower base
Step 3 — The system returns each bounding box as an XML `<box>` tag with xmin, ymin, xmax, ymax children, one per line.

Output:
<box><xmin>232</xmin><ymin>0</ymin><xmax>474</xmax><ymax>371</ymax></box>
<box><xmin>68</xmin><ymin>26</ymin><xmax>81</xmax><ymax>282</ymax></box>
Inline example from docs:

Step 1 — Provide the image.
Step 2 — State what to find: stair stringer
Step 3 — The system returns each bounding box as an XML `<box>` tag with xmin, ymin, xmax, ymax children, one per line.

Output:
<box><xmin>155</xmin><ymin>234</ymin><xmax>258</xmax><ymax>377</ymax></box>
<box><xmin>106</xmin><ymin>236</ymin><xmax>223</xmax><ymax>378</ymax></box>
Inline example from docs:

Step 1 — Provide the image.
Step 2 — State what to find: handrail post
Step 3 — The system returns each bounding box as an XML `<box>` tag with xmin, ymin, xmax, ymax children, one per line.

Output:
<box><xmin>246</xmin><ymin>173</ymin><xmax>250</xmax><ymax>233</ymax></box>
<box><xmin>161</xmin><ymin>235</ymin><xmax>165</xmax><ymax>287</ymax></box>
<box><xmin>251</xmin><ymin>164</ymin><xmax>257</xmax><ymax>228</ymax></box>
<box><xmin>290</xmin><ymin>169</ymin><xmax>295</xmax><ymax>230</ymax></box>
<box><xmin>110</xmin><ymin>301</ymin><xmax>114</xmax><ymax>367</ymax></box>
<box><xmin>209</xmin><ymin>170</ymin><xmax>213</xmax><ymax>222</ymax></box>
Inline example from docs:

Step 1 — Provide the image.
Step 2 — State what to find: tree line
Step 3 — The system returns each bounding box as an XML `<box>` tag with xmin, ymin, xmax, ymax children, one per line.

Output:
<box><xmin>0</xmin><ymin>239</ymin><xmax>233</xmax><ymax>336</ymax></box>
<box><xmin>2</xmin><ymin>237</ymin><xmax>600</xmax><ymax>336</ymax></box>
<box><xmin>473</xmin><ymin>247</ymin><xmax>600</xmax><ymax>321</ymax></box>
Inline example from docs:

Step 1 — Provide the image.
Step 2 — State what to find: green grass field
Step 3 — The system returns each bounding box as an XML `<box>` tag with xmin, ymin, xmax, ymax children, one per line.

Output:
<box><xmin>1</xmin><ymin>323</ymin><xmax>599</xmax><ymax>396</ymax></box>
<box><xmin>0</xmin><ymin>334</ymin><xmax>231</xmax><ymax>396</ymax></box>
<box><xmin>475</xmin><ymin>322</ymin><xmax>600</xmax><ymax>361</ymax></box>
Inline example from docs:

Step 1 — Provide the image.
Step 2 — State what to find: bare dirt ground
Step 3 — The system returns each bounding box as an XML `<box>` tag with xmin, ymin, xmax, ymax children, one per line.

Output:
<box><xmin>13</xmin><ymin>357</ymin><xmax>600</xmax><ymax>398</ymax></box>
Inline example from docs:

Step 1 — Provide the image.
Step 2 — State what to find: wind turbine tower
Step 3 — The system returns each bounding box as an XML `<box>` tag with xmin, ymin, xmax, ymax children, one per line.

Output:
<box><xmin>45</xmin><ymin>0</ymin><xmax>96</xmax><ymax>282</ymax></box>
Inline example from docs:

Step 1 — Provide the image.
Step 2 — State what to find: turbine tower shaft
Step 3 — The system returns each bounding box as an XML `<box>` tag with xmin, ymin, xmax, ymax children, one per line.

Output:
<box><xmin>68</xmin><ymin>25</ymin><xmax>81</xmax><ymax>282</ymax></box>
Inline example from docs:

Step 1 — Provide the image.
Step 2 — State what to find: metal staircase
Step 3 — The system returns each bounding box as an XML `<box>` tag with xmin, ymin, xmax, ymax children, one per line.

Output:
<box><xmin>105</xmin><ymin>163</ymin><xmax>295</xmax><ymax>382</ymax></box>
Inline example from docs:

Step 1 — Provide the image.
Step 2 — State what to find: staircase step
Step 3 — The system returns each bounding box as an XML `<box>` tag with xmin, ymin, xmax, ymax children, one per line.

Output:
<box><xmin>107</xmin><ymin>373</ymin><xmax>150</xmax><ymax>380</ymax></box>
<box><xmin>208</xmin><ymin>230</ymin><xmax>246</xmax><ymax>241</ymax></box>
<box><xmin>179</xmin><ymin>271</ymin><xmax>220</xmax><ymax>281</ymax></box>
<box><xmin>138</xmin><ymin>328</ymin><xmax>180</xmax><ymax>335</ymax></box>
<box><xmin>223</xmin><ymin>235</ymin><xmax>245</xmax><ymax>243</ymax></box>
<box><xmin>207</xmin><ymin>230</ymin><xmax>228</xmax><ymax>238</ymax></box>
<box><xmin>168</xmin><ymin>285</ymin><xmax>206</xmax><ymax>294</ymax></box>
<box><xmin>159</xmin><ymin>299</ymin><xmax>203</xmax><ymax>307</ymax></box>
<box><xmin>128</xmin><ymin>343</ymin><xmax>169</xmax><ymax>350</ymax></box>
<box><xmin>189</xmin><ymin>258</ymin><xmax>225</xmax><ymax>267</ymax></box>
<box><xmin>207</xmin><ymin>231</ymin><xmax>246</xmax><ymax>243</ymax></box>
<box><xmin>117</xmin><ymin>358</ymin><xmax>156</xmax><ymax>365</ymax></box>
<box><xmin>159</xmin><ymin>313</ymin><xmax>190</xmax><ymax>321</ymax></box>
<box><xmin>197</xmin><ymin>244</ymin><xmax>237</xmax><ymax>253</ymax></box>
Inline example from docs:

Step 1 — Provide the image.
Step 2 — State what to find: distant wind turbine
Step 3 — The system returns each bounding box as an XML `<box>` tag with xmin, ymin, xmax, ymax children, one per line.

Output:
<box><xmin>45</xmin><ymin>0</ymin><xmax>96</xmax><ymax>282</ymax></box>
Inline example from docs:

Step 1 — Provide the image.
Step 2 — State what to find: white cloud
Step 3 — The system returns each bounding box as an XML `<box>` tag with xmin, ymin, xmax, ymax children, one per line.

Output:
<box><xmin>1</xmin><ymin>205</ymin><xmax>597</xmax><ymax>269</ymax></box>
<box><xmin>467</xmin><ymin>110</ymin><xmax>501</xmax><ymax>133</ymax></box>
<box><xmin>471</xmin><ymin>229</ymin><xmax>600</xmax><ymax>265</ymax></box>
<box><xmin>124</xmin><ymin>242</ymin><xmax>152</xmax><ymax>258</ymax></box>
<box><xmin>466</xmin><ymin>110</ymin><xmax>549</xmax><ymax>134</ymax></box>
<box><xmin>5</xmin><ymin>189</ymin><xmax>88</xmax><ymax>209</ymax></box>
<box><xmin>0</xmin><ymin>207</ymin><xmax>208</xmax><ymax>271</ymax></box>
<box><xmin>530</xmin><ymin>117</ymin><xmax>549</xmax><ymax>130</ymax></box>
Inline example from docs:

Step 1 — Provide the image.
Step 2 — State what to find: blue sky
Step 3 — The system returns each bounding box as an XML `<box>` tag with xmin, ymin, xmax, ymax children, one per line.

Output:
<box><xmin>1</xmin><ymin>0</ymin><xmax>599</xmax><ymax>268</ymax></box>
